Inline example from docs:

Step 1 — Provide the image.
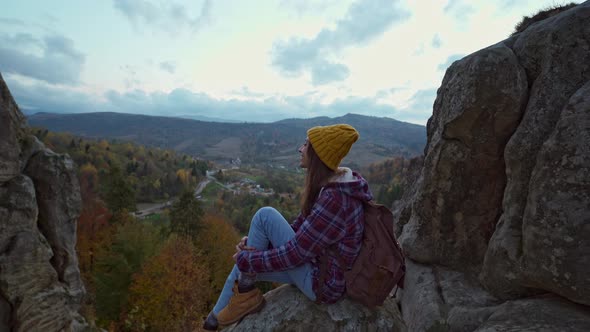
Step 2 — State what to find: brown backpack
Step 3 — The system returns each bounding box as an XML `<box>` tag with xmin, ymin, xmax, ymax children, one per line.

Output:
<box><xmin>318</xmin><ymin>201</ymin><xmax>406</xmax><ymax>308</ymax></box>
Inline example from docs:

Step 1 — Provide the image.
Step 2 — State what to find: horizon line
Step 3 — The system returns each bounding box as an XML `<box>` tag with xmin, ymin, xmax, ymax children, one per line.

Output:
<box><xmin>25</xmin><ymin>110</ymin><xmax>427</xmax><ymax>127</ymax></box>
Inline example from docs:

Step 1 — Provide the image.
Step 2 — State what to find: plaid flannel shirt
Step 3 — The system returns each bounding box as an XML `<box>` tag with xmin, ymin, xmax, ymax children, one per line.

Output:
<box><xmin>236</xmin><ymin>171</ymin><xmax>371</xmax><ymax>304</ymax></box>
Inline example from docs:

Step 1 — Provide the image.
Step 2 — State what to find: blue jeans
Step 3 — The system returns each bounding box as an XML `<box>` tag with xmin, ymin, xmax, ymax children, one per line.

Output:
<box><xmin>212</xmin><ymin>207</ymin><xmax>316</xmax><ymax>315</ymax></box>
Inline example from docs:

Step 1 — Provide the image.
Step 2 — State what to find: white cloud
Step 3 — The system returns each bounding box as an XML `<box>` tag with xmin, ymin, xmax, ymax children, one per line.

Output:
<box><xmin>271</xmin><ymin>0</ymin><xmax>411</xmax><ymax>85</ymax></box>
<box><xmin>404</xmin><ymin>88</ymin><xmax>437</xmax><ymax>116</ymax></box>
<box><xmin>0</xmin><ymin>17</ymin><xmax>26</xmax><ymax>26</ymax></box>
<box><xmin>7</xmin><ymin>71</ymin><xmax>412</xmax><ymax>123</ymax></box>
<box><xmin>0</xmin><ymin>33</ymin><xmax>85</xmax><ymax>85</ymax></box>
<box><xmin>159</xmin><ymin>61</ymin><xmax>176</xmax><ymax>74</ymax></box>
<box><xmin>432</xmin><ymin>34</ymin><xmax>442</xmax><ymax>48</ymax></box>
<box><xmin>5</xmin><ymin>74</ymin><xmax>99</xmax><ymax>114</ymax></box>
<box><xmin>230</xmin><ymin>86</ymin><xmax>265</xmax><ymax>98</ymax></box>
<box><xmin>113</xmin><ymin>0</ymin><xmax>211</xmax><ymax>35</ymax></box>
<box><xmin>310</xmin><ymin>60</ymin><xmax>350</xmax><ymax>86</ymax></box>
<box><xmin>279</xmin><ymin>0</ymin><xmax>341</xmax><ymax>16</ymax></box>
<box><xmin>444</xmin><ymin>0</ymin><xmax>476</xmax><ymax>21</ymax></box>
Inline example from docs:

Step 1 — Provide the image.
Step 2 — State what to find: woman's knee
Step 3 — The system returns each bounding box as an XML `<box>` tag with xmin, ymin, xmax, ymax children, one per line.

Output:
<box><xmin>252</xmin><ymin>206</ymin><xmax>278</xmax><ymax>226</ymax></box>
<box><xmin>257</xmin><ymin>206</ymin><xmax>277</xmax><ymax>215</ymax></box>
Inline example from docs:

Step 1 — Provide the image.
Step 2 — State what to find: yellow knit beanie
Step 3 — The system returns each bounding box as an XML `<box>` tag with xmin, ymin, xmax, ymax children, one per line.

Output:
<box><xmin>307</xmin><ymin>124</ymin><xmax>359</xmax><ymax>170</ymax></box>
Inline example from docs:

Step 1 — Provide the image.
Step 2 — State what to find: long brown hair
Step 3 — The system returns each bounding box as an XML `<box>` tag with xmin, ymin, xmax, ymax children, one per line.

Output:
<box><xmin>301</xmin><ymin>143</ymin><xmax>335</xmax><ymax>217</ymax></box>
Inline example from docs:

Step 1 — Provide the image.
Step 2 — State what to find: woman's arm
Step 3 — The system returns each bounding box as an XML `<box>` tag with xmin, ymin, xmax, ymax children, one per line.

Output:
<box><xmin>291</xmin><ymin>213</ymin><xmax>304</xmax><ymax>232</ymax></box>
<box><xmin>236</xmin><ymin>190</ymin><xmax>346</xmax><ymax>273</ymax></box>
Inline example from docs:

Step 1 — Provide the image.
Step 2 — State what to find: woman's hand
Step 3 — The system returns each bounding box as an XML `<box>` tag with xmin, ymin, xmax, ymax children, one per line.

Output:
<box><xmin>236</xmin><ymin>236</ymin><xmax>248</xmax><ymax>251</ymax></box>
<box><xmin>233</xmin><ymin>236</ymin><xmax>255</xmax><ymax>262</ymax></box>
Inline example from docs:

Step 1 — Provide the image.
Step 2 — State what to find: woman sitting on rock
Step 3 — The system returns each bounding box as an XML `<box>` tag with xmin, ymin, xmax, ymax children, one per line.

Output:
<box><xmin>203</xmin><ymin>124</ymin><xmax>373</xmax><ymax>330</ymax></box>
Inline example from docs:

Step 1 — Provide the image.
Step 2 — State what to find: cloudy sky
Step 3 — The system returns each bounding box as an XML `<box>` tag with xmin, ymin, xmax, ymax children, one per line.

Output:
<box><xmin>0</xmin><ymin>0</ymin><xmax>581</xmax><ymax>124</ymax></box>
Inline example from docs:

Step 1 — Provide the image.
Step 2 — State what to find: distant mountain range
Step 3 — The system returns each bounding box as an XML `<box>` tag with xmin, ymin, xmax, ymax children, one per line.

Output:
<box><xmin>27</xmin><ymin>112</ymin><xmax>426</xmax><ymax>168</ymax></box>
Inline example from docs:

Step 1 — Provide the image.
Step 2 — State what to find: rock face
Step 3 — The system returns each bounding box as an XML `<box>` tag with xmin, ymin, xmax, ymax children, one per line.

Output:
<box><xmin>0</xmin><ymin>72</ymin><xmax>25</xmax><ymax>182</ymax></box>
<box><xmin>475</xmin><ymin>295</ymin><xmax>590</xmax><ymax>332</ymax></box>
<box><xmin>394</xmin><ymin>2</ymin><xmax>590</xmax><ymax>331</ymax></box>
<box><xmin>518</xmin><ymin>81</ymin><xmax>590</xmax><ymax>304</ymax></box>
<box><xmin>481</xmin><ymin>3</ymin><xmax>590</xmax><ymax>302</ymax></box>
<box><xmin>224</xmin><ymin>285</ymin><xmax>405</xmax><ymax>332</ymax></box>
<box><xmin>0</xmin><ymin>73</ymin><xmax>90</xmax><ymax>331</ymax></box>
<box><xmin>25</xmin><ymin>150</ymin><xmax>84</xmax><ymax>302</ymax></box>
<box><xmin>399</xmin><ymin>43</ymin><xmax>528</xmax><ymax>273</ymax></box>
<box><xmin>398</xmin><ymin>260</ymin><xmax>501</xmax><ymax>332</ymax></box>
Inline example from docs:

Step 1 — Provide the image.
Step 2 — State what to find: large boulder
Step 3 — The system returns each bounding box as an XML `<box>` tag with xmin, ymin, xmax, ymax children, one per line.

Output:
<box><xmin>391</xmin><ymin>156</ymin><xmax>423</xmax><ymax>238</ymax></box>
<box><xmin>480</xmin><ymin>2</ymin><xmax>590</xmax><ymax>303</ymax></box>
<box><xmin>0</xmin><ymin>73</ymin><xmax>25</xmax><ymax>182</ymax></box>
<box><xmin>25</xmin><ymin>149</ymin><xmax>85</xmax><ymax>301</ymax></box>
<box><xmin>396</xmin><ymin>2</ymin><xmax>590</xmax><ymax>331</ymax></box>
<box><xmin>399</xmin><ymin>259</ymin><xmax>590</xmax><ymax>332</ymax></box>
<box><xmin>399</xmin><ymin>260</ymin><xmax>500</xmax><ymax>332</ymax></box>
<box><xmin>224</xmin><ymin>285</ymin><xmax>405</xmax><ymax>332</ymax></box>
<box><xmin>0</xmin><ymin>176</ymin><xmax>87</xmax><ymax>331</ymax></box>
<box><xmin>474</xmin><ymin>296</ymin><xmax>590</xmax><ymax>332</ymax></box>
<box><xmin>519</xmin><ymin>80</ymin><xmax>590</xmax><ymax>304</ymax></box>
<box><xmin>398</xmin><ymin>42</ymin><xmax>528</xmax><ymax>273</ymax></box>
<box><xmin>0</xmin><ymin>73</ymin><xmax>91</xmax><ymax>330</ymax></box>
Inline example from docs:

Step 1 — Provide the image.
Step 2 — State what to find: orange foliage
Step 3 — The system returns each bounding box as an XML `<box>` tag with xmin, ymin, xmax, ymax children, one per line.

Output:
<box><xmin>196</xmin><ymin>213</ymin><xmax>241</xmax><ymax>295</ymax></box>
<box><xmin>77</xmin><ymin>198</ymin><xmax>114</xmax><ymax>291</ymax></box>
<box><xmin>175</xmin><ymin>168</ymin><xmax>191</xmax><ymax>187</ymax></box>
<box><xmin>98</xmin><ymin>139</ymin><xmax>110</xmax><ymax>150</ymax></box>
<box><xmin>76</xmin><ymin>197</ymin><xmax>114</xmax><ymax>324</ymax></box>
<box><xmin>79</xmin><ymin>163</ymin><xmax>99</xmax><ymax>201</ymax></box>
<box><xmin>365</xmin><ymin>156</ymin><xmax>409</xmax><ymax>184</ymax></box>
<box><xmin>125</xmin><ymin>236</ymin><xmax>211</xmax><ymax>332</ymax></box>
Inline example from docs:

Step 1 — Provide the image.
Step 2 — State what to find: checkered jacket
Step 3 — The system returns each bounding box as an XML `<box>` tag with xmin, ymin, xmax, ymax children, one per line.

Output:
<box><xmin>236</xmin><ymin>170</ymin><xmax>372</xmax><ymax>303</ymax></box>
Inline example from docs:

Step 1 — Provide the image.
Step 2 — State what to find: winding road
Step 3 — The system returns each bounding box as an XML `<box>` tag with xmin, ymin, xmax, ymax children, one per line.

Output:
<box><xmin>134</xmin><ymin>177</ymin><xmax>211</xmax><ymax>217</ymax></box>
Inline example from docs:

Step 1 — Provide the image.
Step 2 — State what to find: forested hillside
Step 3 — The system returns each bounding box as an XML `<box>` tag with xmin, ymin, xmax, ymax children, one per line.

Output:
<box><xmin>28</xmin><ymin>112</ymin><xmax>426</xmax><ymax>168</ymax></box>
<box><xmin>29</xmin><ymin>128</ymin><xmax>236</xmax><ymax>329</ymax></box>
<box><xmin>32</xmin><ymin>127</ymin><xmax>210</xmax><ymax>205</ymax></box>
<box><xmin>29</xmin><ymin>128</ymin><xmax>308</xmax><ymax>330</ymax></box>
<box><xmin>206</xmin><ymin>167</ymin><xmax>304</xmax><ymax>234</ymax></box>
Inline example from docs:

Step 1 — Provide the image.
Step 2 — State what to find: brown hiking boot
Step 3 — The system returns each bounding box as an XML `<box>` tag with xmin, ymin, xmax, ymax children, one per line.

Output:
<box><xmin>217</xmin><ymin>283</ymin><xmax>265</xmax><ymax>326</ymax></box>
<box><xmin>202</xmin><ymin>321</ymin><xmax>217</xmax><ymax>331</ymax></box>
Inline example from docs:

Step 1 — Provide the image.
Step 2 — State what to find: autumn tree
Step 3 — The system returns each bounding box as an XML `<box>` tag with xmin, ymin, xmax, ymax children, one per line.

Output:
<box><xmin>31</xmin><ymin>128</ymin><xmax>210</xmax><ymax>205</ymax></box>
<box><xmin>93</xmin><ymin>220</ymin><xmax>162</xmax><ymax>326</ymax></box>
<box><xmin>79</xmin><ymin>163</ymin><xmax>99</xmax><ymax>201</ymax></box>
<box><xmin>77</xmin><ymin>199</ymin><xmax>112</xmax><ymax>286</ymax></box>
<box><xmin>77</xmin><ymin>162</ymin><xmax>113</xmax><ymax>288</ymax></box>
<box><xmin>362</xmin><ymin>156</ymin><xmax>413</xmax><ymax>207</ymax></box>
<box><xmin>76</xmin><ymin>196</ymin><xmax>114</xmax><ymax>324</ymax></box>
<box><xmin>125</xmin><ymin>236</ymin><xmax>211</xmax><ymax>331</ymax></box>
<box><xmin>190</xmin><ymin>159</ymin><xmax>208</xmax><ymax>177</ymax></box>
<box><xmin>176</xmin><ymin>168</ymin><xmax>191</xmax><ymax>187</ymax></box>
<box><xmin>101</xmin><ymin>165</ymin><xmax>136</xmax><ymax>214</ymax></box>
<box><xmin>169</xmin><ymin>189</ymin><xmax>203</xmax><ymax>240</ymax></box>
<box><xmin>196</xmin><ymin>213</ymin><xmax>240</xmax><ymax>295</ymax></box>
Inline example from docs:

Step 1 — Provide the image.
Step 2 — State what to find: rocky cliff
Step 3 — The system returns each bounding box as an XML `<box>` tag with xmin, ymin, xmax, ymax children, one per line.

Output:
<box><xmin>0</xmin><ymin>73</ymin><xmax>91</xmax><ymax>331</ymax></box>
<box><xmin>225</xmin><ymin>285</ymin><xmax>405</xmax><ymax>332</ymax></box>
<box><xmin>392</xmin><ymin>2</ymin><xmax>590</xmax><ymax>331</ymax></box>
